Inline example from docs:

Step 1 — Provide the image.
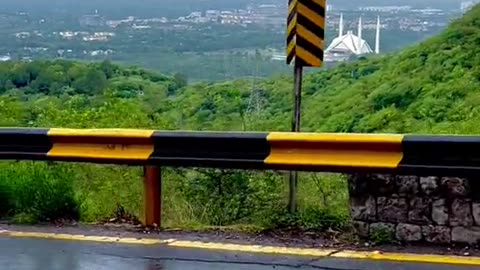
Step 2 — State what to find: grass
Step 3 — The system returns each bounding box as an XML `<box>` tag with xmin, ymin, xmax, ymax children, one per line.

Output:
<box><xmin>0</xmin><ymin>161</ymin><xmax>350</xmax><ymax>233</ymax></box>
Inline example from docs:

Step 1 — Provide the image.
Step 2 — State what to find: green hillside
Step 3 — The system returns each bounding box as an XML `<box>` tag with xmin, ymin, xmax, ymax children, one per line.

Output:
<box><xmin>170</xmin><ymin>4</ymin><xmax>480</xmax><ymax>135</ymax></box>
<box><xmin>0</xmin><ymin>5</ymin><xmax>479</xmax><ymax>230</ymax></box>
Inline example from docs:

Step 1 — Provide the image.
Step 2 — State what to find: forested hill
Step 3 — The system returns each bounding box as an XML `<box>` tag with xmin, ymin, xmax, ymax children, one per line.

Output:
<box><xmin>163</xmin><ymin>3</ymin><xmax>480</xmax><ymax>135</ymax></box>
<box><xmin>1</xmin><ymin>5</ymin><xmax>480</xmax><ymax>135</ymax></box>
<box><xmin>297</xmin><ymin>3</ymin><xmax>480</xmax><ymax>135</ymax></box>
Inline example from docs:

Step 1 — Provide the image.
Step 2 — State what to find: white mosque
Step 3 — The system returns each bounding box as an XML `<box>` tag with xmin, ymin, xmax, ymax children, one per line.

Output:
<box><xmin>325</xmin><ymin>14</ymin><xmax>381</xmax><ymax>63</ymax></box>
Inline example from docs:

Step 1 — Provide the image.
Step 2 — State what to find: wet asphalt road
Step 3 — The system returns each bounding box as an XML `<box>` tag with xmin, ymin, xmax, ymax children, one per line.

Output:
<box><xmin>0</xmin><ymin>237</ymin><xmax>477</xmax><ymax>270</ymax></box>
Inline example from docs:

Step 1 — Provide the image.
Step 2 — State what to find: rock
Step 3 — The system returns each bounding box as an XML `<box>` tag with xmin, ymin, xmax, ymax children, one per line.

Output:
<box><xmin>370</xmin><ymin>174</ymin><xmax>395</xmax><ymax>195</ymax></box>
<box><xmin>350</xmin><ymin>196</ymin><xmax>376</xmax><ymax>221</ymax></box>
<box><xmin>450</xmin><ymin>199</ymin><xmax>473</xmax><ymax>227</ymax></box>
<box><xmin>396</xmin><ymin>176</ymin><xmax>419</xmax><ymax>197</ymax></box>
<box><xmin>396</xmin><ymin>223</ymin><xmax>422</xmax><ymax>242</ymax></box>
<box><xmin>441</xmin><ymin>177</ymin><xmax>470</xmax><ymax>197</ymax></box>
<box><xmin>352</xmin><ymin>221</ymin><xmax>369</xmax><ymax>238</ymax></box>
<box><xmin>432</xmin><ymin>199</ymin><xmax>449</xmax><ymax>225</ymax></box>
<box><xmin>409</xmin><ymin>197</ymin><xmax>432</xmax><ymax>225</ymax></box>
<box><xmin>420</xmin><ymin>177</ymin><xmax>439</xmax><ymax>196</ymax></box>
<box><xmin>451</xmin><ymin>227</ymin><xmax>480</xmax><ymax>244</ymax></box>
<box><xmin>348</xmin><ymin>174</ymin><xmax>369</xmax><ymax>196</ymax></box>
<box><xmin>473</xmin><ymin>203</ymin><xmax>480</xmax><ymax>226</ymax></box>
<box><xmin>377</xmin><ymin>197</ymin><xmax>408</xmax><ymax>223</ymax></box>
<box><xmin>422</xmin><ymin>225</ymin><xmax>451</xmax><ymax>243</ymax></box>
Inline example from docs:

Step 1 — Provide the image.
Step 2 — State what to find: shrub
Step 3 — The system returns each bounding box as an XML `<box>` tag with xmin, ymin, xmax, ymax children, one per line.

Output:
<box><xmin>181</xmin><ymin>169</ymin><xmax>283</xmax><ymax>226</ymax></box>
<box><xmin>370</xmin><ymin>227</ymin><xmax>395</xmax><ymax>245</ymax></box>
<box><xmin>264</xmin><ymin>207</ymin><xmax>348</xmax><ymax>232</ymax></box>
<box><xmin>2</xmin><ymin>162</ymin><xmax>79</xmax><ymax>222</ymax></box>
<box><xmin>0</xmin><ymin>181</ymin><xmax>12</xmax><ymax>217</ymax></box>
<box><xmin>300</xmin><ymin>207</ymin><xmax>349</xmax><ymax>231</ymax></box>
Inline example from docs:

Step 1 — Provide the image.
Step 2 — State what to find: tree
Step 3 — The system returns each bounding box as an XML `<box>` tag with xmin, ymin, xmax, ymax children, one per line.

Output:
<box><xmin>31</xmin><ymin>64</ymin><xmax>67</xmax><ymax>94</ymax></box>
<box><xmin>99</xmin><ymin>60</ymin><xmax>117</xmax><ymax>79</ymax></box>
<box><xmin>73</xmin><ymin>68</ymin><xmax>108</xmax><ymax>95</ymax></box>
<box><xmin>10</xmin><ymin>63</ymin><xmax>30</xmax><ymax>88</ymax></box>
<box><xmin>173</xmin><ymin>73</ymin><xmax>188</xmax><ymax>89</ymax></box>
<box><xmin>67</xmin><ymin>64</ymin><xmax>88</xmax><ymax>82</ymax></box>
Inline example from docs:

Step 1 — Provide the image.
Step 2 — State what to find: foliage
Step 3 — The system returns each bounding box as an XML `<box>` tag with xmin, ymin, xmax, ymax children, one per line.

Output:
<box><xmin>0</xmin><ymin>162</ymin><xmax>79</xmax><ymax>222</ymax></box>
<box><xmin>0</xmin><ymin>181</ymin><xmax>12</xmax><ymax>217</ymax></box>
<box><xmin>266</xmin><ymin>207</ymin><xmax>349</xmax><ymax>232</ymax></box>
<box><xmin>180</xmin><ymin>169</ymin><xmax>284</xmax><ymax>226</ymax></box>
<box><xmin>370</xmin><ymin>227</ymin><xmax>395</xmax><ymax>245</ymax></box>
<box><xmin>10</xmin><ymin>213</ymin><xmax>38</xmax><ymax>225</ymax></box>
<box><xmin>173</xmin><ymin>73</ymin><xmax>188</xmax><ymax>89</ymax></box>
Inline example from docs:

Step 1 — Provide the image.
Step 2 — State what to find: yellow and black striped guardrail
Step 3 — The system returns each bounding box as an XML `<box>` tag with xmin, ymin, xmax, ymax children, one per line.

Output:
<box><xmin>0</xmin><ymin>128</ymin><xmax>478</xmax><ymax>175</ymax></box>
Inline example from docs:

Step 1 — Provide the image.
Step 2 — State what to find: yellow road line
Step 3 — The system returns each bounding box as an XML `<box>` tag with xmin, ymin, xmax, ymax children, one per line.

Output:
<box><xmin>168</xmin><ymin>241</ymin><xmax>480</xmax><ymax>266</ymax></box>
<box><xmin>0</xmin><ymin>231</ymin><xmax>173</xmax><ymax>245</ymax></box>
<box><xmin>168</xmin><ymin>240</ymin><xmax>337</xmax><ymax>257</ymax></box>
<box><xmin>332</xmin><ymin>250</ymin><xmax>480</xmax><ymax>266</ymax></box>
<box><xmin>1</xmin><ymin>231</ymin><xmax>479</xmax><ymax>266</ymax></box>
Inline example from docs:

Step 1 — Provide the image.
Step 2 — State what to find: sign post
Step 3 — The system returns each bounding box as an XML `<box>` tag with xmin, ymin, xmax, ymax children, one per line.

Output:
<box><xmin>286</xmin><ymin>0</ymin><xmax>326</xmax><ymax>213</ymax></box>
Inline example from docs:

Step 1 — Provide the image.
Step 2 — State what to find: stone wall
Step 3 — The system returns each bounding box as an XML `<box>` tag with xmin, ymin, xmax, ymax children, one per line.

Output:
<box><xmin>349</xmin><ymin>174</ymin><xmax>480</xmax><ymax>244</ymax></box>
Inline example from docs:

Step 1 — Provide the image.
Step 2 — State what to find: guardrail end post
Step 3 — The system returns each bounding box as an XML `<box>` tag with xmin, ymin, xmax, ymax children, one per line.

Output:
<box><xmin>143</xmin><ymin>166</ymin><xmax>161</xmax><ymax>228</ymax></box>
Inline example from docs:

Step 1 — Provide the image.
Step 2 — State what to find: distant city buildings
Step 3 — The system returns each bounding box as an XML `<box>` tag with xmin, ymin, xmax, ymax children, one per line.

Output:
<box><xmin>0</xmin><ymin>55</ymin><xmax>11</xmax><ymax>62</ymax></box>
<box><xmin>82</xmin><ymin>32</ymin><xmax>115</xmax><ymax>42</ymax></box>
<box><xmin>89</xmin><ymin>49</ymin><xmax>114</xmax><ymax>56</ymax></box>
<box><xmin>80</xmin><ymin>15</ymin><xmax>105</xmax><ymax>27</ymax></box>
<box><xmin>1</xmin><ymin>2</ymin><xmax>459</xmax><ymax>63</ymax></box>
<box><xmin>359</xmin><ymin>6</ymin><xmax>412</xmax><ymax>12</ymax></box>
<box><xmin>106</xmin><ymin>16</ymin><xmax>139</xmax><ymax>28</ymax></box>
<box><xmin>51</xmin><ymin>31</ymin><xmax>115</xmax><ymax>42</ymax></box>
<box><xmin>23</xmin><ymin>47</ymin><xmax>48</xmax><ymax>53</ymax></box>
<box><xmin>15</xmin><ymin>32</ymin><xmax>30</xmax><ymax>39</ymax></box>
<box><xmin>79</xmin><ymin>9</ymin><xmax>105</xmax><ymax>27</ymax></box>
<box><xmin>167</xmin><ymin>4</ymin><xmax>285</xmax><ymax>27</ymax></box>
<box><xmin>72</xmin><ymin>2</ymin><xmax>454</xmax><ymax>33</ymax></box>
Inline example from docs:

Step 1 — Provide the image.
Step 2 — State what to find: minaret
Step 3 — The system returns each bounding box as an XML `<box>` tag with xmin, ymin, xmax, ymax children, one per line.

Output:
<box><xmin>339</xmin><ymin>13</ymin><xmax>344</xmax><ymax>37</ymax></box>
<box><xmin>357</xmin><ymin>16</ymin><xmax>363</xmax><ymax>53</ymax></box>
<box><xmin>375</xmin><ymin>16</ymin><xmax>381</xmax><ymax>54</ymax></box>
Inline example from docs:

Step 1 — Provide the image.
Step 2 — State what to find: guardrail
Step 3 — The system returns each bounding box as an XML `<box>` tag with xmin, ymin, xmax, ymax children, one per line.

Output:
<box><xmin>1</xmin><ymin>128</ymin><xmax>479</xmax><ymax>226</ymax></box>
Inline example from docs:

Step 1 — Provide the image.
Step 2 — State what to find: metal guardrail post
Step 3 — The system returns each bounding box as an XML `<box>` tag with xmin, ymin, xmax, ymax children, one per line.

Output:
<box><xmin>143</xmin><ymin>166</ymin><xmax>162</xmax><ymax>227</ymax></box>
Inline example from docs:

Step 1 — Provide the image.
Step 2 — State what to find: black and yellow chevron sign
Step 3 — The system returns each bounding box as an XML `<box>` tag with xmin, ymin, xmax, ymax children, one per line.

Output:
<box><xmin>286</xmin><ymin>0</ymin><xmax>326</xmax><ymax>67</ymax></box>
